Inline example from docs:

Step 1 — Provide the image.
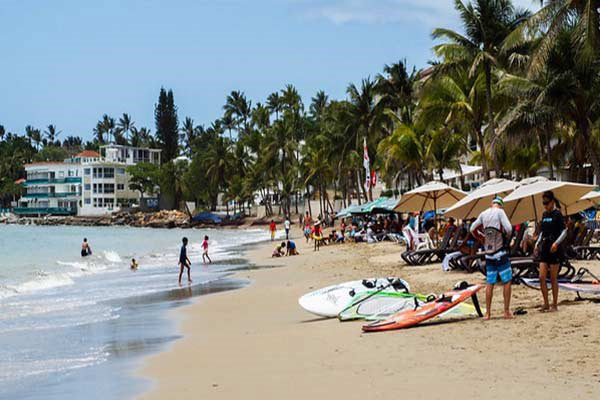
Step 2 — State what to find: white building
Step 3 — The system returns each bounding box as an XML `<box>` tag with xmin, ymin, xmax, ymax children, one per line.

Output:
<box><xmin>16</xmin><ymin>145</ymin><xmax>161</xmax><ymax>216</ymax></box>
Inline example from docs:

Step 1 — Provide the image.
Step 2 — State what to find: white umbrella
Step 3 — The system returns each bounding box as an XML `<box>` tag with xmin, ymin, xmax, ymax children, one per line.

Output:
<box><xmin>561</xmin><ymin>190</ymin><xmax>600</xmax><ymax>216</ymax></box>
<box><xmin>444</xmin><ymin>178</ymin><xmax>518</xmax><ymax>219</ymax></box>
<box><xmin>503</xmin><ymin>178</ymin><xmax>595</xmax><ymax>224</ymax></box>
<box><xmin>394</xmin><ymin>181</ymin><xmax>467</xmax><ymax>213</ymax></box>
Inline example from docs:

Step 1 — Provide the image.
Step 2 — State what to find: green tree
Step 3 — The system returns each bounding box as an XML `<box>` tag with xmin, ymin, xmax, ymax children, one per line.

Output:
<box><xmin>126</xmin><ymin>162</ymin><xmax>161</xmax><ymax>199</ymax></box>
<box><xmin>155</xmin><ymin>88</ymin><xmax>179</xmax><ymax>162</ymax></box>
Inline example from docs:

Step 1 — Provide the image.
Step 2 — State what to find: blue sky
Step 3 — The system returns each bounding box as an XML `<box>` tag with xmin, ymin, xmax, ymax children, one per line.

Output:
<box><xmin>0</xmin><ymin>0</ymin><xmax>538</xmax><ymax>141</ymax></box>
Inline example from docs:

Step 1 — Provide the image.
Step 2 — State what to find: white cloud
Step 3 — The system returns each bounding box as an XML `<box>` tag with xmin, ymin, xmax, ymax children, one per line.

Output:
<box><xmin>299</xmin><ymin>0</ymin><xmax>540</xmax><ymax>26</ymax></box>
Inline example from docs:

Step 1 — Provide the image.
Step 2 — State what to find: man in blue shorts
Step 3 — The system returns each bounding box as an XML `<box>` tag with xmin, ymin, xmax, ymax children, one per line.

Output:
<box><xmin>471</xmin><ymin>197</ymin><xmax>513</xmax><ymax>320</ymax></box>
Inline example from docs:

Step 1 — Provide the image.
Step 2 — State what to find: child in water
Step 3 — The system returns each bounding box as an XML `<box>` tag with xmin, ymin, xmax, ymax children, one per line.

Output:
<box><xmin>130</xmin><ymin>258</ymin><xmax>138</xmax><ymax>270</ymax></box>
<box><xmin>202</xmin><ymin>235</ymin><xmax>212</xmax><ymax>264</ymax></box>
<box><xmin>178</xmin><ymin>237</ymin><xmax>192</xmax><ymax>284</ymax></box>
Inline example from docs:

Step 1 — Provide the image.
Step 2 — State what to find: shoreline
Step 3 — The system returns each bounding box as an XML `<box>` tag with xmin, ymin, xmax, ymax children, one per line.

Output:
<box><xmin>137</xmin><ymin>230</ymin><xmax>600</xmax><ymax>399</ymax></box>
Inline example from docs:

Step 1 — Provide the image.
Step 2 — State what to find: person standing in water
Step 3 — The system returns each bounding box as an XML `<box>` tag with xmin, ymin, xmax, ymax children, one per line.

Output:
<box><xmin>202</xmin><ymin>235</ymin><xmax>212</xmax><ymax>264</ymax></box>
<box><xmin>130</xmin><ymin>258</ymin><xmax>138</xmax><ymax>270</ymax></box>
<box><xmin>269</xmin><ymin>220</ymin><xmax>277</xmax><ymax>241</ymax></box>
<box><xmin>178</xmin><ymin>237</ymin><xmax>192</xmax><ymax>285</ymax></box>
<box><xmin>284</xmin><ymin>216</ymin><xmax>291</xmax><ymax>240</ymax></box>
<box><xmin>81</xmin><ymin>238</ymin><xmax>92</xmax><ymax>257</ymax></box>
<box><xmin>470</xmin><ymin>197</ymin><xmax>513</xmax><ymax>320</ymax></box>
<box><xmin>534</xmin><ymin>190</ymin><xmax>566</xmax><ymax>312</ymax></box>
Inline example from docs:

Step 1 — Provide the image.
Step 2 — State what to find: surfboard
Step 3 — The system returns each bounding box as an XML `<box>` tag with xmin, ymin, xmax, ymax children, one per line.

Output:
<box><xmin>521</xmin><ymin>278</ymin><xmax>600</xmax><ymax>295</ymax></box>
<box><xmin>362</xmin><ymin>283</ymin><xmax>483</xmax><ymax>332</ymax></box>
<box><xmin>298</xmin><ymin>278</ymin><xmax>410</xmax><ymax>318</ymax></box>
<box><xmin>338</xmin><ymin>291</ymin><xmax>480</xmax><ymax>321</ymax></box>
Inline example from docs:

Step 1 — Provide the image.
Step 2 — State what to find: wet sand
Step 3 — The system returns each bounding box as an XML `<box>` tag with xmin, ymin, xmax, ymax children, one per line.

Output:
<box><xmin>138</xmin><ymin>230</ymin><xmax>600</xmax><ymax>399</ymax></box>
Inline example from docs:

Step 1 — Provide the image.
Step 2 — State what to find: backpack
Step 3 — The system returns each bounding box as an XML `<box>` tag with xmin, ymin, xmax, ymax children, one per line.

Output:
<box><xmin>483</xmin><ymin>226</ymin><xmax>508</xmax><ymax>255</ymax></box>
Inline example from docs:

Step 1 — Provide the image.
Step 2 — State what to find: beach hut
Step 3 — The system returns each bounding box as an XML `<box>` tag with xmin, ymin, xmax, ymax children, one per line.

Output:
<box><xmin>503</xmin><ymin>177</ymin><xmax>595</xmax><ymax>224</ymax></box>
<box><xmin>444</xmin><ymin>178</ymin><xmax>518</xmax><ymax>220</ymax></box>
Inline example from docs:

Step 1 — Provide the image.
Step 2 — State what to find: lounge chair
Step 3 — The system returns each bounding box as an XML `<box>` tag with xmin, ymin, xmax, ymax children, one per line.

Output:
<box><xmin>401</xmin><ymin>226</ymin><xmax>457</xmax><ymax>266</ymax></box>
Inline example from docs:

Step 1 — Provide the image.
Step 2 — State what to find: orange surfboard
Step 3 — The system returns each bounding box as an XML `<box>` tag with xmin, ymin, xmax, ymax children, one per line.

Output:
<box><xmin>363</xmin><ymin>283</ymin><xmax>483</xmax><ymax>332</ymax></box>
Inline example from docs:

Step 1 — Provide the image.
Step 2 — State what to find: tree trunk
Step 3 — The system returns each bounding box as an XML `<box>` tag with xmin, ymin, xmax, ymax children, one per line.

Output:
<box><xmin>580</xmin><ymin>119</ymin><xmax>600</xmax><ymax>184</ymax></box>
<box><xmin>306</xmin><ymin>186</ymin><xmax>312</xmax><ymax>217</ymax></box>
<box><xmin>545</xmin><ymin>128</ymin><xmax>554</xmax><ymax>180</ymax></box>
<box><xmin>474</xmin><ymin>126</ymin><xmax>489</xmax><ymax>181</ymax></box>
<box><xmin>484</xmin><ymin>63</ymin><xmax>498</xmax><ymax>179</ymax></box>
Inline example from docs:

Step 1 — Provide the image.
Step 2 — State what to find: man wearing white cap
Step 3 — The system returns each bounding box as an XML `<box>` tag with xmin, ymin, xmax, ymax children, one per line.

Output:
<box><xmin>470</xmin><ymin>197</ymin><xmax>513</xmax><ymax>320</ymax></box>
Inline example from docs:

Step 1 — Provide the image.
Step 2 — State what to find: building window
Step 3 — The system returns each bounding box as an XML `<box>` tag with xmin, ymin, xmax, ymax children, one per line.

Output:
<box><xmin>84</xmin><ymin>168</ymin><xmax>90</xmax><ymax>175</ymax></box>
<box><xmin>84</xmin><ymin>198</ymin><xmax>91</xmax><ymax>205</ymax></box>
<box><xmin>85</xmin><ymin>184</ymin><xmax>91</xmax><ymax>191</ymax></box>
<box><xmin>117</xmin><ymin>183</ymin><xmax>125</xmax><ymax>191</ymax></box>
<box><xmin>59</xmin><ymin>171</ymin><xmax>65</xmax><ymax>178</ymax></box>
<box><xmin>104</xmin><ymin>184</ymin><xmax>115</xmax><ymax>194</ymax></box>
<box><xmin>116</xmin><ymin>168</ymin><xmax>126</xmax><ymax>175</ymax></box>
<box><xmin>104</xmin><ymin>168</ymin><xmax>114</xmax><ymax>178</ymax></box>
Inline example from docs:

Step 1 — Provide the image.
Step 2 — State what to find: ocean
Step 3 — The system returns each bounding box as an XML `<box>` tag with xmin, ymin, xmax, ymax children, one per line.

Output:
<box><xmin>0</xmin><ymin>224</ymin><xmax>273</xmax><ymax>399</ymax></box>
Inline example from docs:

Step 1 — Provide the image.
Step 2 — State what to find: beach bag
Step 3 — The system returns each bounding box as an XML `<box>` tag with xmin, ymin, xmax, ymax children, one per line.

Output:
<box><xmin>483</xmin><ymin>226</ymin><xmax>507</xmax><ymax>255</ymax></box>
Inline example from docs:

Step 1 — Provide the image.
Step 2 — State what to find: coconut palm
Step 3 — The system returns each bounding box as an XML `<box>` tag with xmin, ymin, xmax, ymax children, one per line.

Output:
<box><xmin>117</xmin><ymin>113</ymin><xmax>135</xmax><ymax>144</ymax></box>
<box><xmin>44</xmin><ymin>124</ymin><xmax>61</xmax><ymax>144</ymax></box>
<box><xmin>432</xmin><ymin>0</ymin><xmax>531</xmax><ymax>177</ymax></box>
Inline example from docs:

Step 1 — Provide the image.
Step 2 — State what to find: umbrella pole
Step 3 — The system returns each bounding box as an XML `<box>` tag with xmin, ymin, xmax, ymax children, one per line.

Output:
<box><xmin>531</xmin><ymin>196</ymin><xmax>538</xmax><ymax>223</ymax></box>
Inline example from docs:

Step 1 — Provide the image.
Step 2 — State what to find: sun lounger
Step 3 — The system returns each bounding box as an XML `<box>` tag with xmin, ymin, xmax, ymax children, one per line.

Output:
<box><xmin>402</xmin><ymin>226</ymin><xmax>457</xmax><ymax>266</ymax></box>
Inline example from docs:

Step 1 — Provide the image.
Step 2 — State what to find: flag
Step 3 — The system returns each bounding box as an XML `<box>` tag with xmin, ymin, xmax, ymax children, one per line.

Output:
<box><xmin>371</xmin><ymin>170</ymin><xmax>377</xmax><ymax>187</ymax></box>
<box><xmin>363</xmin><ymin>137</ymin><xmax>370</xmax><ymax>191</ymax></box>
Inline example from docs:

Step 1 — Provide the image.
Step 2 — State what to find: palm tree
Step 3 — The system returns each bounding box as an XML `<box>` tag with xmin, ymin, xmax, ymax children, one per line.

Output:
<box><xmin>266</xmin><ymin>92</ymin><xmax>282</xmax><ymax>120</ymax></box>
<box><xmin>432</xmin><ymin>0</ymin><xmax>530</xmax><ymax>177</ymax></box>
<box><xmin>117</xmin><ymin>113</ymin><xmax>135</xmax><ymax>144</ymax></box>
<box><xmin>101</xmin><ymin>115</ymin><xmax>116</xmax><ymax>144</ymax></box>
<box><xmin>376</xmin><ymin>60</ymin><xmax>417</xmax><ymax>124</ymax></box>
<box><xmin>0</xmin><ymin>125</ymin><xmax>5</xmax><ymax>141</ymax></box>
<box><xmin>221</xmin><ymin>112</ymin><xmax>236</xmax><ymax>141</ymax></box>
<box><xmin>181</xmin><ymin>117</ymin><xmax>196</xmax><ymax>153</ymax></box>
<box><xmin>224</xmin><ymin>91</ymin><xmax>251</xmax><ymax>137</ymax></box>
<box><xmin>44</xmin><ymin>124</ymin><xmax>61</xmax><ymax>144</ymax></box>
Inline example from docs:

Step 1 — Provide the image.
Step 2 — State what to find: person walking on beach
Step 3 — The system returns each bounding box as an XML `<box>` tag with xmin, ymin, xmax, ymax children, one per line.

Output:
<box><xmin>81</xmin><ymin>238</ymin><xmax>92</xmax><ymax>257</ymax></box>
<box><xmin>284</xmin><ymin>216</ymin><xmax>291</xmax><ymax>240</ymax></box>
<box><xmin>178</xmin><ymin>237</ymin><xmax>192</xmax><ymax>285</ymax></box>
<box><xmin>304</xmin><ymin>211</ymin><xmax>312</xmax><ymax>243</ymax></box>
<box><xmin>534</xmin><ymin>191</ymin><xmax>566</xmax><ymax>312</ymax></box>
<box><xmin>202</xmin><ymin>235</ymin><xmax>212</xmax><ymax>265</ymax></box>
<box><xmin>269</xmin><ymin>220</ymin><xmax>277</xmax><ymax>241</ymax></box>
<box><xmin>471</xmin><ymin>197</ymin><xmax>513</xmax><ymax>320</ymax></box>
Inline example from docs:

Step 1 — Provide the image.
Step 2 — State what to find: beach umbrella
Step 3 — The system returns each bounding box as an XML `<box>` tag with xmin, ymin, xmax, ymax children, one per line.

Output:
<box><xmin>362</xmin><ymin>197</ymin><xmax>401</xmax><ymax>214</ymax></box>
<box><xmin>393</xmin><ymin>181</ymin><xmax>467</xmax><ymax>213</ymax></box>
<box><xmin>560</xmin><ymin>190</ymin><xmax>600</xmax><ymax>216</ymax></box>
<box><xmin>444</xmin><ymin>178</ymin><xmax>518</xmax><ymax>220</ymax></box>
<box><xmin>335</xmin><ymin>204</ymin><xmax>363</xmax><ymax>219</ymax></box>
<box><xmin>503</xmin><ymin>178</ymin><xmax>595</xmax><ymax>224</ymax></box>
<box><xmin>394</xmin><ymin>181</ymin><xmax>466</xmax><ymax>241</ymax></box>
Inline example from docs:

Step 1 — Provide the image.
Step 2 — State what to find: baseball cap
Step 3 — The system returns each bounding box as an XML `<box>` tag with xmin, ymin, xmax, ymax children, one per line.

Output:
<box><xmin>492</xmin><ymin>196</ymin><xmax>504</xmax><ymax>206</ymax></box>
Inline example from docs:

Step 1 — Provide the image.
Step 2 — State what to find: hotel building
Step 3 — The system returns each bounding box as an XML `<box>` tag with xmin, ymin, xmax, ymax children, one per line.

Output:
<box><xmin>16</xmin><ymin>145</ymin><xmax>161</xmax><ymax>216</ymax></box>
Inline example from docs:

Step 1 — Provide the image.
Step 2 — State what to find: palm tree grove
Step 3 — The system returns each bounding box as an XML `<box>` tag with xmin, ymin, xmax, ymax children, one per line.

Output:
<box><xmin>2</xmin><ymin>1</ymin><xmax>600</xmax><ymax>215</ymax></box>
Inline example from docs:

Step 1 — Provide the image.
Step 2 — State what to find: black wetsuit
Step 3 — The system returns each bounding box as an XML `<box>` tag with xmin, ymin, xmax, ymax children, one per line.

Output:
<box><xmin>538</xmin><ymin>209</ymin><xmax>566</xmax><ymax>264</ymax></box>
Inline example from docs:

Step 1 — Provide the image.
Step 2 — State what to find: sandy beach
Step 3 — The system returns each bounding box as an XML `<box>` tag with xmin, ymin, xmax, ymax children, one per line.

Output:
<box><xmin>139</xmin><ymin>229</ymin><xmax>600</xmax><ymax>399</ymax></box>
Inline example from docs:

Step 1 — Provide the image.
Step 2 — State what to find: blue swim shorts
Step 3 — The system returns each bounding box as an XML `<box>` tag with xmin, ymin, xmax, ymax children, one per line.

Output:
<box><xmin>486</xmin><ymin>255</ymin><xmax>512</xmax><ymax>284</ymax></box>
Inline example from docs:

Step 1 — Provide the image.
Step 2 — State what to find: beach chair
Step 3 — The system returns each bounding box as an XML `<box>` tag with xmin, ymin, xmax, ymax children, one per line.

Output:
<box><xmin>572</xmin><ymin>229</ymin><xmax>599</xmax><ymax>260</ymax></box>
<box><xmin>402</xmin><ymin>226</ymin><xmax>457</xmax><ymax>266</ymax></box>
<box><xmin>400</xmin><ymin>227</ymin><xmax>434</xmax><ymax>265</ymax></box>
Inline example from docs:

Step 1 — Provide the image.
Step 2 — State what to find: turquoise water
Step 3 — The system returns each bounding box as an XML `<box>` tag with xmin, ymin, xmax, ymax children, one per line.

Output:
<box><xmin>0</xmin><ymin>225</ymin><xmax>273</xmax><ymax>399</ymax></box>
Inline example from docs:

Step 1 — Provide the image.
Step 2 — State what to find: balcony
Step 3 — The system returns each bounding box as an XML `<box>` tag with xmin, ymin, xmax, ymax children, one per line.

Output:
<box><xmin>13</xmin><ymin>207</ymin><xmax>76</xmax><ymax>216</ymax></box>
<box><xmin>24</xmin><ymin>177</ymin><xmax>82</xmax><ymax>186</ymax></box>
<box><xmin>24</xmin><ymin>192</ymin><xmax>79</xmax><ymax>198</ymax></box>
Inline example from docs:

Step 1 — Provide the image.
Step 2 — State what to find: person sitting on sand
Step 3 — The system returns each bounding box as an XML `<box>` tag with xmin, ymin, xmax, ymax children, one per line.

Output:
<box><xmin>471</xmin><ymin>197</ymin><xmax>513</xmax><ymax>320</ymax></box>
<box><xmin>286</xmin><ymin>240</ymin><xmax>299</xmax><ymax>256</ymax></box>
<box><xmin>335</xmin><ymin>230</ymin><xmax>344</xmax><ymax>243</ymax></box>
<box><xmin>272</xmin><ymin>242</ymin><xmax>286</xmax><ymax>257</ymax></box>
<box><xmin>130</xmin><ymin>258</ymin><xmax>138</xmax><ymax>270</ymax></box>
<box><xmin>81</xmin><ymin>238</ymin><xmax>92</xmax><ymax>257</ymax></box>
<box><xmin>178</xmin><ymin>237</ymin><xmax>192</xmax><ymax>285</ymax></box>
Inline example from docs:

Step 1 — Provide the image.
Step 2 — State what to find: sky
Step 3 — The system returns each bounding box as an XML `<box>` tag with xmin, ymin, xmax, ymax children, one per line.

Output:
<box><xmin>0</xmin><ymin>0</ymin><xmax>539</xmax><ymax>141</ymax></box>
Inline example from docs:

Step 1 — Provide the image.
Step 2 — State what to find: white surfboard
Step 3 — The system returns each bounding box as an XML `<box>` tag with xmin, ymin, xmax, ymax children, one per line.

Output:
<box><xmin>298</xmin><ymin>277</ymin><xmax>410</xmax><ymax>318</ymax></box>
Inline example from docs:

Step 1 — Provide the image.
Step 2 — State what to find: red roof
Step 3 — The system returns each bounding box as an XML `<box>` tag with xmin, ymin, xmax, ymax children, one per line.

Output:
<box><xmin>75</xmin><ymin>150</ymin><xmax>100</xmax><ymax>158</ymax></box>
